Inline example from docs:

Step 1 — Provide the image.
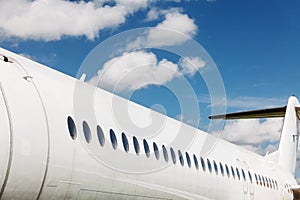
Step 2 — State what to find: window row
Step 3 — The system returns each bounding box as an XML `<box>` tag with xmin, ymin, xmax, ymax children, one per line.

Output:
<box><xmin>67</xmin><ymin>116</ymin><xmax>279</xmax><ymax>191</ymax></box>
<box><xmin>254</xmin><ymin>173</ymin><xmax>278</xmax><ymax>190</ymax></box>
<box><xmin>284</xmin><ymin>184</ymin><xmax>293</xmax><ymax>194</ymax></box>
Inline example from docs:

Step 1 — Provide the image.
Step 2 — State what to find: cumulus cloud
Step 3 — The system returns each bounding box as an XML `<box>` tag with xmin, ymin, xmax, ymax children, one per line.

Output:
<box><xmin>89</xmin><ymin>50</ymin><xmax>180</xmax><ymax>92</ymax></box>
<box><xmin>0</xmin><ymin>0</ymin><xmax>151</xmax><ymax>41</ymax></box>
<box><xmin>128</xmin><ymin>10</ymin><xmax>198</xmax><ymax>49</ymax></box>
<box><xmin>215</xmin><ymin>118</ymin><xmax>283</xmax><ymax>155</ymax></box>
<box><xmin>145</xmin><ymin>7</ymin><xmax>182</xmax><ymax>22</ymax></box>
<box><xmin>146</xmin><ymin>7</ymin><xmax>161</xmax><ymax>21</ymax></box>
<box><xmin>198</xmin><ymin>95</ymin><xmax>286</xmax><ymax>110</ymax></box>
<box><xmin>83</xmin><ymin>8</ymin><xmax>200</xmax><ymax>93</ymax></box>
<box><xmin>89</xmin><ymin>49</ymin><xmax>208</xmax><ymax>93</ymax></box>
<box><xmin>146</xmin><ymin>11</ymin><xmax>197</xmax><ymax>46</ymax></box>
<box><xmin>225</xmin><ymin>96</ymin><xmax>286</xmax><ymax>110</ymax></box>
<box><xmin>179</xmin><ymin>56</ymin><xmax>206</xmax><ymax>76</ymax></box>
<box><xmin>115</xmin><ymin>0</ymin><xmax>150</xmax><ymax>12</ymax></box>
<box><xmin>19</xmin><ymin>53</ymin><xmax>35</xmax><ymax>61</ymax></box>
<box><xmin>221</xmin><ymin>119</ymin><xmax>282</xmax><ymax>145</ymax></box>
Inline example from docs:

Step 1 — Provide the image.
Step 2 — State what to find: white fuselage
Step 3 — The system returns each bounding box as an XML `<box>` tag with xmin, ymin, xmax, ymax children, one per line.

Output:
<box><xmin>0</xmin><ymin>48</ymin><xmax>296</xmax><ymax>200</ymax></box>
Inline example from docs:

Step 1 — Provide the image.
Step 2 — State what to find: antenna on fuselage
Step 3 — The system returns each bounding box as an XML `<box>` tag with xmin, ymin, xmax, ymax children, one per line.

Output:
<box><xmin>79</xmin><ymin>73</ymin><xmax>87</xmax><ymax>82</ymax></box>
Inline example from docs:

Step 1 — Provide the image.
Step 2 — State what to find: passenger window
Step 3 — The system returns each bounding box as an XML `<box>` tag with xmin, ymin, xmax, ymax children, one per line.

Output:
<box><xmin>200</xmin><ymin>157</ymin><xmax>206</xmax><ymax>172</ymax></box>
<box><xmin>178</xmin><ymin>150</ymin><xmax>184</xmax><ymax>166</ymax></box>
<box><xmin>143</xmin><ymin>139</ymin><xmax>150</xmax><ymax>158</ymax></box>
<box><xmin>162</xmin><ymin>145</ymin><xmax>169</xmax><ymax>162</ymax></box>
<box><xmin>236</xmin><ymin>168</ymin><xmax>240</xmax><ymax>180</ymax></box>
<box><xmin>170</xmin><ymin>147</ymin><xmax>176</xmax><ymax>164</ymax></box>
<box><xmin>268</xmin><ymin>178</ymin><xmax>272</xmax><ymax>188</ymax></box>
<box><xmin>213</xmin><ymin>160</ymin><xmax>218</xmax><ymax>175</ymax></box>
<box><xmin>272</xmin><ymin>179</ymin><xmax>275</xmax><ymax>189</ymax></box>
<box><xmin>110</xmin><ymin>129</ymin><xmax>118</xmax><ymax>150</ymax></box>
<box><xmin>262</xmin><ymin>176</ymin><xmax>265</xmax><ymax>187</ymax></box>
<box><xmin>241</xmin><ymin>169</ymin><xmax>246</xmax><ymax>181</ymax></box>
<box><xmin>258</xmin><ymin>175</ymin><xmax>262</xmax><ymax>186</ymax></box>
<box><xmin>193</xmin><ymin>154</ymin><xmax>199</xmax><ymax>170</ymax></box>
<box><xmin>219</xmin><ymin>163</ymin><xmax>224</xmax><ymax>176</ymax></box>
<box><xmin>266</xmin><ymin>177</ymin><xmax>269</xmax><ymax>188</ymax></box>
<box><xmin>254</xmin><ymin>173</ymin><xmax>258</xmax><ymax>185</ymax></box>
<box><xmin>153</xmin><ymin>142</ymin><xmax>160</xmax><ymax>160</ymax></box>
<box><xmin>225</xmin><ymin>164</ymin><xmax>230</xmax><ymax>178</ymax></box>
<box><xmin>133</xmin><ymin>136</ymin><xmax>140</xmax><ymax>155</ymax></box>
<box><xmin>82</xmin><ymin>121</ymin><xmax>92</xmax><ymax>143</ymax></box>
<box><xmin>97</xmin><ymin>125</ymin><xmax>105</xmax><ymax>146</ymax></box>
<box><xmin>122</xmin><ymin>133</ymin><xmax>129</xmax><ymax>152</ymax></box>
<box><xmin>231</xmin><ymin>166</ymin><xmax>235</xmax><ymax>179</ymax></box>
<box><xmin>67</xmin><ymin>116</ymin><xmax>77</xmax><ymax>140</ymax></box>
<box><xmin>186</xmin><ymin>152</ymin><xmax>191</xmax><ymax>168</ymax></box>
<box><xmin>207</xmin><ymin>159</ymin><xmax>212</xmax><ymax>173</ymax></box>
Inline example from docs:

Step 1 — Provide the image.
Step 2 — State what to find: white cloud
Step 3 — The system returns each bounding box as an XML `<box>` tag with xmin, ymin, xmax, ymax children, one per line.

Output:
<box><xmin>0</xmin><ymin>0</ymin><xmax>151</xmax><ymax>41</ymax></box>
<box><xmin>198</xmin><ymin>95</ymin><xmax>286</xmax><ymax>110</ymax></box>
<box><xmin>115</xmin><ymin>0</ymin><xmax>150</xmax><ymax>12</ymax></box>
<box><xmin>146</xmin><ymin>7</ymin><xmax>161</xmax><ymax>21</ymax></box>
<box><xmin>19</xmin><ymin>53</ymin><xmax>35</xmax><ymax>61</ymax></box>
<box><xmin>89</xmin><ymin>50</ymin><xmax>180</xmax><ymax>92</ymax></box>
<box><xmin>175</xmin><ymin>114</ymin><xmax>198</xmax><ymax>127</ymax></box>
<box><xmin>221</xmin><ymin>119</ymin><xmax>282</xmax><ymax>145</ymax></box>
<box><xmin>215</xmin><ymin>118</ymin><xmax>283</xmax><ymax>155</ymax></box>
<box><xmin>225</xmin><ymin>96</ymin><xmax>286</xmax><ymax>110</ymax></box>
<box><xmin>146</xmin><ymin>11</ymin><xmax>197</xmax><ymax>47</ymax></box>
<box><xmin>145</xmin><ymin>7</ymin><xmax>182</xmax><ymax>22</ymax></box>
<box><xmin>89</xmin><ymin>49</ymin><xmax>209</xmax><ymax>93</ymax></box>
<box><xmin>128</xmin><ymin>10</ymin><xmax>198</xmax><ymax>49</ymax></box>
<box><xmin>179</xmin><ymin>56</ymin><xmax>206</xmax><ymax>76</ymax></box>
<box><xmin>176</xmin><ymin>114</ymin><xmax>184</xmax><ymax>121</ymax></box>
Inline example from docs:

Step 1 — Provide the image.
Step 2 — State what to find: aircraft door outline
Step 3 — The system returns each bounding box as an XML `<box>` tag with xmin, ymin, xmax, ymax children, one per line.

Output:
<box><xmin>243</xmin><ymin>161</ymin><xmax>254</xmax><ymax>200</ymax></box>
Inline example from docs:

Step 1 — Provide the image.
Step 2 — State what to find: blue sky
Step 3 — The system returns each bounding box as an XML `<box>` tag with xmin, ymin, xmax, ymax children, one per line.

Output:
<box><xmin>1</xmin><ymin>0</ymin><xmax>300</xmax><ymax>176</ymax></box>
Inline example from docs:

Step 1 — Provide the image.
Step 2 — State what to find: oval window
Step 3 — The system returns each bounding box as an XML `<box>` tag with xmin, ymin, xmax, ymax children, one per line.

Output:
<box><xmin>193</xmin><ymin>154</ymin><xmax>199</xmax><ymax>170</ymax></box>
<box><xmin>67</xmin><ymin>116</ymin><xmax>77</xmax><ymax>140</ymax></box>
<box><xmin>225</xmin><ymin>164</ymin><xmax>230</xmax><ymax>178</ymax></box>
<box><xmin>236</xmin><ymin>168</ymin><xmax>240</xmax><ymax>180</ymax></box>
<box><xmin>82</xmin><ymin>121</ymin><xmax>92</xmax><ymax>143</ymax></box>
<box><xmin>258</xmin><ymin>175</ymin><xmax>262</xmax><ymax>185</ymax></box>
<box><xmin>110</xmin><ymin>129</ymin><xmax>117</xmax><ymax>150</ymax></box>
<box><xmin>170</xmin><ymin>147</ymin><xmax>176</xmax><ymax>164</ymax></box>
<box><xmin>133</xmin><ymin>136</ymin><xmax>140</xmax><ymax>155</ymax></box>
<box><xmin>207</xmin><ymin>159</ymin><xmax>212</xmax><ymax>173</ymax></box>
<box><xmin>97</xmin><ymin>125</ymin><xmax>105</xmax><ymax>146</ymax></box>
<box><xmin>153</xmin><ymin>142</ymin><xmax>160</xmax><ymax>160</ymax></box>
<box><xmin>241</xmin><ymin>169</ymin><xmax>246</xmax><ymax>181</ymax></box>
<box><xmin>219</xmin><ymin>163</ymin><xmax>224</xmax><ymax>176</ymax></box>
<box><xmin>122</xmin><ymin>133</ymin><xmax>129</xmax><ymax>152</ymax></box>
<box><xmin>186</xmin><ymin>152</ymin><xmax>191</xmax><ymax>168</ymax></box>
<box><xmin>248</xmin><ymin>172</ymin><xmax>252</xmax><ymax>183</ymax></box>
<box><xmin>162</xmin><ymin>145</ymin><xmax>168</xmax><ymax>162</ymax></box>
<box><xmin>268</xmin><ymin>178</ymin><xmax>272</xmax><ymax>189</ymax></box>
<box><xmin>143</xmin><ymin>139</ymin><xmax>150</xmax><ymax>158</ymax></box>
<box><xmin>200</xmin><ymin>157</ymin><xmax>206</xmax><ymax>172</ymax></box>
<box><xmin>231</xmin><ymin>166</ymin><xmax>235</xmax><ymax>179</ymax></box>
<box><xmin>255</xmin><ymin>173</ymin><xmax>258</xmax><ymax>185</ymax></box>
<box><xmin>266</xmin><ymin>177</ymin><xmax>269</xmax><ymax>188</ymax></box>
<box><xmin>213</xmin><ymin>160</ymin><xmax>218</xmax><ymax>175</ymax></box>
<box><xmin>178</xmin><ymin>150</ymin><xmax>184</xmax><ymax>166</ymax></box>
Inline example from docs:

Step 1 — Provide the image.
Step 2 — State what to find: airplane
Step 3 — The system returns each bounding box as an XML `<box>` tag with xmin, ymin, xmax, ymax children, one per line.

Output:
<box><xmin>0</xmin><ymin>47</ymin><xmax>299</xmax><ymax>200</ymax></box>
